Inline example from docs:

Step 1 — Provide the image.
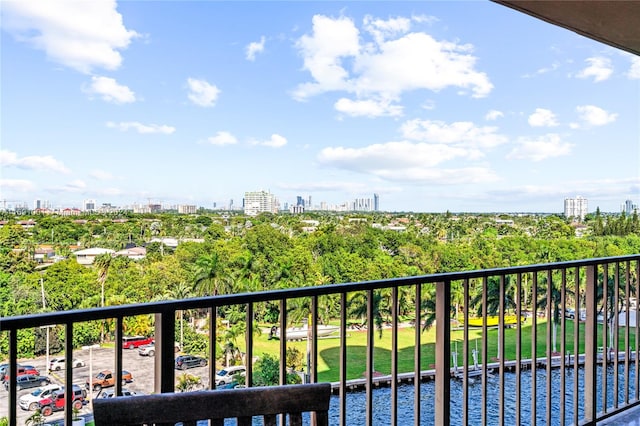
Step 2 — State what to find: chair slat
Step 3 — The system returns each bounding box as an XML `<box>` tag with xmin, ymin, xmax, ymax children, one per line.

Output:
<box><xmin>290</xmin><ymin>412</ymin><xmax>303</xmax><ymax>426</ymax></box>
<box><xmin>264</xmin><ymin>414</ymin><xmax>277</xmax><ymax>426</ymax></box>
<box><xmin>93</xmin><ymin>383</ymin><xmax>332</xmax><ymax>426</ymax></box>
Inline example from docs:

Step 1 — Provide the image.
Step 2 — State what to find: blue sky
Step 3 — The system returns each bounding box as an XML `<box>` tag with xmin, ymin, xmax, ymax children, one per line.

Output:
<box><xmin>1</xmin><ymin>1</ymin><xmax>639</xmax><ymax>213</ymax></box>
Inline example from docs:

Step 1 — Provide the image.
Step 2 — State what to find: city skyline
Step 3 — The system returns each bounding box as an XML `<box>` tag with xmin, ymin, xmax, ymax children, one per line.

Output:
<box><xmin>2</xmin><ymin>1</ymin><xmax>639</xmax><ymax>212</ymax></box>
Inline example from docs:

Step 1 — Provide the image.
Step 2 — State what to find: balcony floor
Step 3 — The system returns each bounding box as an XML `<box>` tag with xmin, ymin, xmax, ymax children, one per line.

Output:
<box><xmin>601</xmin><ymin>406</ymin><xmax>640</xmax><ymax>425</ymax></box>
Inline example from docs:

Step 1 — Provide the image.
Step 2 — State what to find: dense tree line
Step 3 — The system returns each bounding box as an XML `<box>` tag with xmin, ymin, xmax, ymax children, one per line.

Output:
<box><xmin>1</xmin><ymin>211</ymin><xmax>639</xmax><ymax>358</ymax></box>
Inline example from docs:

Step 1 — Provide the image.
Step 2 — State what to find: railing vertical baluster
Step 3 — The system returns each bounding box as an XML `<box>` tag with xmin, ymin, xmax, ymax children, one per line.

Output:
<box><xmin>311</xmin><ymin>295</ymin><xmax>319</xmax><ymax>384</ymax></box>
<box><xmin>115</xmin><ymin>316</ymin><xmax>123</xmax><ymax>397</ymax></box>
<box><xmin>279</xmin><ymin>299</ymin><xmax>287</xmax><ymax>386</ymax></box>
<box><xmin>154</xmin><ymin>310</ymin><xmax>176</xmax><ymax>393</ymax></box>
<box><xmin>573</xmin><ymin>267</ymin><xmax>580</xmax><ymax>426</ymax></box>
<box><xmin>545</xmin><ymin>269</ymin><xmax>552</xmax><ymax>426</ymax></box>
<box><xmin>584</xmin><ymin>264</ymin><xmax>598</xmax><ymax>424</ymax></box>
<box><xmin>435</xmin><ymin>280</ymin><xmax>450</xmax><ymax>426</ymax></box>
<box><xmin>515</xmin><ymin>273</ymin><xmax>522</xmax><ymax>426</ymax></box>
<box><xmin>531</xmin><ymin>272</ymin><xmax>538</xmax><ymax>426</ymax></box>
<box><xmin>340</xmin><ymin>292</ymin><xmax>347</xmax><ymax>426</ymax></box>
<box><xmin>602</xmin><ymin>263</ymin><xmax>609</xmax><ymax>414</ymax></box>
<box><xmin>65</xmin><ymin>322</ymin><xmax>73</xmax><ymax>426</ymax></box>
<box><xmin>636</xmin><ymin>260</ymin><xmax>640</xmax><ymax>402</ymax></box>
<box><xmin>463</xmin><ymin>278</ymin><xmax>470</xmax><ymax>426</ymax></box>
<box><xmin>624</xmin><ymin>260</ymin><xmax>630</xmax><ymax>404</ymax></box>
<box><xmin>245</xmin><ymin>302</ymin><xmax>253</xmax><ymax>388</ymax></box>
<box><xmin>366</xmin><ymin>289</ymin><xmax>374</xmax><ymax>426</ymax></box>
<box><xmin>498</xmin><ymin>274</ymin><xmax>505</xmax><ymax>426</ymax></box>
<box><xmin>560</xmin><ymin>268</ymin><xmax>566</xmax><ymax>426</ymax></box>
<box><xmin>414</xmin><ymin>283</ymin><xmax>421</xmax><ymax>426</ymax></box>
<box><xmin>391</xmin><ymin>286</ymin><xmax>398</xmax><ymax>426</ymax></box>
<box><xmin>209</xmin><ymin>305</ymin><xmax>216</xmax><ymax>389</ymax></box>
<box><xmin>8</xmin><ymin>329</ymin><xmax>17</xmax><ymax>426</ymax></box>
<box><xmin>481</xmin><ymin>276</ymin><xmax>488</xmax><ymax>426</ymax></box>
<box><xmin>614</xmin><ymin>262</ymin><xmax>620</xmax><ymax>409</ymax></box>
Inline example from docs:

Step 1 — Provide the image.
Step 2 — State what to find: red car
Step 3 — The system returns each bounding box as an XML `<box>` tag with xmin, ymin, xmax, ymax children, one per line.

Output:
<box><xmin>38</xmin><ymin>388</ymin><xmax>84</xmax><ymax>416</ymax></box>
<box><xmin>122</xmin><ymin>335</ymin><xmax>154</xmax><ymax>349</ymax></box>
<box><xmin>2</xmin><ymin>365</ymin><xmax>39</xmax><ymax>383</ymax></box>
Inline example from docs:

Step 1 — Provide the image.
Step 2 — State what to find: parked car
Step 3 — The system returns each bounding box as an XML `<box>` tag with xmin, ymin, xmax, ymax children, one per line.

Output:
<box><xmin>122</xmin><ymin>335</ymin><xmax>154</xmax><ymax>349</ymax></box>
<box><xmin>38</xmin><ymin>388</ymin><xmax>84</xmax><ymax>417</ymax></box>
<box><xmin>97</xmin><ymin>388</ymin><xmax>143</xmax><ymax>398</ymax></box>
<box><xmin>214</xmin><ymin>366</ymin><xmax>246</xmax><ymax>386</ymax></box>
<box><xmin>86</xmin><ymin>370</ymin><xmax>133</xmax><ymax>391</ymax></box>
<box><xmin>48</xmin><ymin>357</ymin><xmax>85</xmax><ymax>371</ymax></box>
<box><xmin>2</xmin><ymin>365</ymin><xmax>39</xmax><ymax>382</ymax></box>
<box><xmin>565</xmin><ymin>308</ymin><xmax>576</xmax><ymax>319</ymax></box>
<box><xmin>138</xmin><ymin>342</ymin><xmax>155</xmax><ymax>356</ymax></box>
<box><xmin>19</xmin><ymin>383</ymin><xmax>63</xmax><ymax>411</ymax></box>
<box><xmin>3</xmin><ymin>374</ymin><xmax>50</xmax><ymax>391</ymax></box>
<box><xmin>175</xmin><ymin>355</ymin><xmax>207</xmax><ymax>370</ymax></box>
<box><xmin>0</xmin><ymin>364</ymin><xmax>8</xmax><ymax>381</ymax></box>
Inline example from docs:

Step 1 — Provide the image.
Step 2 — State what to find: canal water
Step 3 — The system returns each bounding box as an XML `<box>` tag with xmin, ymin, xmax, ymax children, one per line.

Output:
<box><xmin>327</xmin><ymin>364</ymin><xmax>638</xmax><ymax>425</ymax></box>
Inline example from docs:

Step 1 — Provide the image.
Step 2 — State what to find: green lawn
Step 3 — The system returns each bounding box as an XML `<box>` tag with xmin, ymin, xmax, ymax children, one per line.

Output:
<box><xmin>248</xmin><ymin>319</ymin><xmax>636</xmax><ymax>383</ymax></box>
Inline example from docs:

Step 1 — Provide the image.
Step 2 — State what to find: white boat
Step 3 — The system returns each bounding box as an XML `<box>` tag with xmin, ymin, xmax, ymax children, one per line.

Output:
<box><xmin>273</xmin><ymin>325</ymin><xmax>340</xmax><ymax>341</ymax></box>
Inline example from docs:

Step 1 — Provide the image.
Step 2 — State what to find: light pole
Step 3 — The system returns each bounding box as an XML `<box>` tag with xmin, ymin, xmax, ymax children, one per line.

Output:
<box><xmin>82</xmin><ymin>344</ymin><xmax>100</xmax><ymax>401</ymax></box>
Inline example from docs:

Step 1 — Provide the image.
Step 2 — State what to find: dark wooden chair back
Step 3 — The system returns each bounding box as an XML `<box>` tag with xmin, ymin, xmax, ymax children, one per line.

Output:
<box><xmin>93</xmin><ymin>382</ymin><xmax>332</xmax><ymax>426</ymax></box>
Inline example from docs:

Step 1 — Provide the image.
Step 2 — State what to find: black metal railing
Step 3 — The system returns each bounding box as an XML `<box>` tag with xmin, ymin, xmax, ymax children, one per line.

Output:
<box><xmin>2</xmin><ymin>255</ymin><xmax>640</xmax><ymax>425</ymax></box>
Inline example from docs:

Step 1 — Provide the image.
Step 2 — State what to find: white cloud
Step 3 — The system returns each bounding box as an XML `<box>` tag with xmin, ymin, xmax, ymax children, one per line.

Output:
<box><xmin>0</xmin><ymin>179</ymin><xmax>36</xmax><ymax>192</ymax></box>
<box><xmin>206</xmin><ymin>131</ymin><xmax>238</xmax><ymax>146</ymax></box>
<box><xmin>0</xmin><ymin>150</ymin><xmax>70</xmax><ymax>173</ymax></box>
<box><xmin>317</xmin><ymin>140</ymin><xmax>498</xmax><ymax>184</ymax></box>
<box><xmin>293</xmin><ymin>14</ymin><xmax>493</xmax><ymax>104</ymax></box>
<box><xmin>252</xmin><ymin>134</ymin><xmax>287</xmax><ymax>148</ymax></box>
<box><xmin>575</xmin><ymin>105</ymin><xmax>617</xmax><ymax>127</ymax></box>
<box><xmin>2</xmin><ymin>0</ymin><xmax>138</xmax><ymax>74</ymax></box>
<box><xmin>246</xmin><ymin>36</ymin><xmax>266</xmax><ymax>61</ymax></box>
<box><xmin>528</xmin><ymin>108</ymin><xmax>559</xmax><ymax>127</ymax></box>
<box><xmin>506</xmin><ymin>134</ymin><xmax>573</xmax><ymax>162</ymax></box>
<box><xmin>187</xmin><ymin>78</ymin><xmax>220</xmax><ymax>107</ymax></box>
<box><xmin>400</xmin><ymin>119</ymin><xmax>507</xmax><ymax>149</ymax></box>
<box><xmin>485</xmin><ymin>110</ymin><xmax>504</xmax><ymax>121</ymax></box>
<box><xmin>293</xmin><ymin>15</ymin><xmax>360</xmax><ymax>100</ymax></box>
<box><xmin>628</xmin><ymin>57</ymin><xmax>640</xmax><ymax>79</ymax></box>
<box><xmin>576</xmin><ymin>57</ymin><xmax>613</xmax><ymax>82</ymax></box>
<box><xmin>363</xmin><ymin>15</ymin><xmax>411</xmax><ymax>44</ymax></box>
<box><xmin>90</xmin><ymin>170</ymin><xmax>114</xmax><ymax>180</ymax></box>
<box><xmin>85</xmin><ymin>76</ymin><xmax>136</xmax><ymax>104</ymax></box>
<box><xmin>334</xmin><ymin>98</ymin><xmax>403</xmax><ymax>117</ymax></box>
<box><xmin>106</xmin><ymin>121</ymin><xmax>176</xmax><ymax>134</ymax></box>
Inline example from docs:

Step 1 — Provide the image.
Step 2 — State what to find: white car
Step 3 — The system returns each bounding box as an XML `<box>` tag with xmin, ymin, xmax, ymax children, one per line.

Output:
<box><xmin>48</xmin><ymin>357</ymin><xmax>85</xmax><ymax>371</ymax></box>
<box><xmin>215</xmin><ymin>366</ymin><xmax>246</xmax><ymax>386</ymax></box>
<box><xmin>18</xmin><ymin>383</ymin><xmax>62</xmax><ymax>411</ymax></box>
<box><xmin>97</xmin><ymin>388</ymin><xmax>143</xmax><ymax>398</ymax></box>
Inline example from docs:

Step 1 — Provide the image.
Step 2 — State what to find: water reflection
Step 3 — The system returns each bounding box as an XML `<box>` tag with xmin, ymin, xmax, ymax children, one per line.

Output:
<box><xmin>328</xmin><ymin>364</ymin><xmax>638</xmax><ymax>425</ymax></box>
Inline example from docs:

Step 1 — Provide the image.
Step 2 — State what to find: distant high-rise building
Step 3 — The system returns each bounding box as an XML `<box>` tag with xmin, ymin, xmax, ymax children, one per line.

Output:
<box><xmin>229</xmin><ymin>199</ymin><xmax>234</xmax><ymax>210</ymax></box>
<box><xmin>623</xmin><ymin>199</ymin><xmax>638</xmax><ymax>215</ymax></box>
<box><xmin>244</xmin><ymin>190</ymin><xmax>279</xmax><ymax>216</ymax></box>
<box><xmin>83</xmin><ymin>199</ymin><xmax>96</xmax><ymax>212</ymax></box>
<box><xmin>564</xmin><ymin>196</ymin><xmax>588</xmax><ymax>221</ymax></box>
<box><xmin>374</xmin><ymin>193</ymin><xmax>379</xmax><ymax>211</ymax></box>
<box><xmin>178</xmin><ymin>205</ymin><xmax>197</xmax><ymax>214</ymax></box>
<box><xmin>353</xmin><ymin>197</ymin><xmax>374</xmax><ymax>211</ymax></box>
<box><xmin>308</xmin><ymin>195</ymin><xmax>312</xmax><ymax>209</ymax></box>
<box><xmin>296</xmin><ymin>196</ymin><xmax>305</xmax><ymax>207</ymax></box>
<box><xmin>34</xmin><ymin>199</ymin><xmax>50</xmax><ymax>210</ymax></box>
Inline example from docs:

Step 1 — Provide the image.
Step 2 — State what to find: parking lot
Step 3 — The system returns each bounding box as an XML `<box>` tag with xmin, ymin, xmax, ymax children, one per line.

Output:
<box><xmin>1</xmin><ymin>346</ymin><xmax>211</xmax><ymax>424</ymax></box>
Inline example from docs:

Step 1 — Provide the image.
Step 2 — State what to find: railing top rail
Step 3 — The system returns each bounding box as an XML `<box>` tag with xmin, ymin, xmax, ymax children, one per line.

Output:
<box><xmin>1</xmin><ymin>254</ymin><xmax>638</xmax><ymax>331</ymax></box>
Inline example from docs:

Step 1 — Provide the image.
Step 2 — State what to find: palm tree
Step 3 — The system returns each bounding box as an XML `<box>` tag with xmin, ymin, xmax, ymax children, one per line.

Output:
<box><xmin>193</xmin><ymin>253</ymin><xmax>224</xmax><ymax>297</ymax></box>
<box><xmin>536</xmin><ymin>273</ymin><xmax>575</xmax><ymax>353</ymax></box>
<box><xmin>94</xmin><ymin>253</ymin><xmax>113</xmax><ymax>343</ymax></box>
<box><xmin>94</xmin><ymin>253</ymin><xmax>113</xmax><ymax>308</ymax></box>
<box><xmin>165</xmin><ymin>281</ymin><xmax>195</xmax><ymax>350</ymax></box>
